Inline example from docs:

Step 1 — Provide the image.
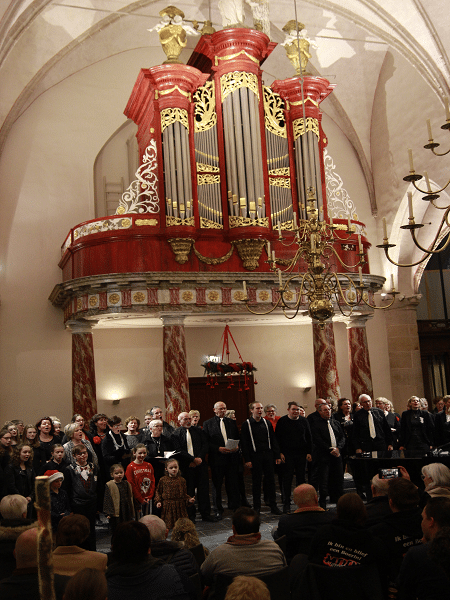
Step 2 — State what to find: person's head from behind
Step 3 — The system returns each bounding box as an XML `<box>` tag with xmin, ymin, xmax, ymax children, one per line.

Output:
<box><xmin>388</xmin><ymin>478</ymin><xmax>419</xmax><ymax>512</ymax></box>
<box><xmin>232</xmin><ymin>507</ymin><xmax>260</xmax><ymax>535</ymax></box>
<box><xmin>111</xmin><ymin>521</ymin><xmax>150</xmax><ymax>564</ymax></box>
<box><xmin>139</xmin><ymin>514</ymin><xmax>167</xmax><ymax>542</ymax></box>
<box><xmin>337</xmin><ymin>493</ymin><xmax>367</xmax><ymax>526</ymax></box>
<box><xmin>171</xmin><ymin>518</ymin><xmax>200</xmax><ymax>548</ymax></box>
<box><xmin>371</xmin><ymin>475</ymin><xmax>389</xmax><ymax>497</ymax></box>
<box><xmin>293</xmin><ymin>484</ymin><xmax>318</xmax><ymax>508</ymax></box>
<box><xmin>14</xmin><ymin>528</ymin><xmax>38</xmax><ymax>568</ymax></box>
<box><xmin>0</xmin><ymin>494</ymin><xmax>28</xmax><ymax>519</ymax></box>
<box><xmin>56</xmin><ymin>514</ymin><xmax>90</xmax><ymax>547</ymax></box>
<box><xmin>421</xmin><ymin>463</ymin><xmax>450</xmax><ymax>489</ymax></box>
<box><xmin>421</xmin><ymin>497</ymin><xmax>450</xmax><ymax>542</ymax></box>
<box><xmin>428</xmin><ymin>526</ymin><xmax>450</xmax><ymax>577</ymax></box>
<box><xmin>224</xmin><ymin>576</ymin><xmax>270</xmax><ymax>600</ymax></box>
<box><xmin>63</xmin><ymin>568</ymin><xmax>107</xmax><ymax>600</ymax></box>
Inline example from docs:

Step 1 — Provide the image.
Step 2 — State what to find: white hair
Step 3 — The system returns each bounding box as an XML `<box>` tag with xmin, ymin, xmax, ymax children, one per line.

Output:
<box><xmin>139</xmin><ymin>514</ymin><xmax>167</xmax><ymax>541</ymax></box>
<box><xmin>0</xmin><ymin>494</ymin><xmax>28</xmax><ymax>518</ymax></box>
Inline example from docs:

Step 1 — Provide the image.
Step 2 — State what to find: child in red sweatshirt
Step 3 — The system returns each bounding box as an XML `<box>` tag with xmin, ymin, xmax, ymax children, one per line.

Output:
<box><xmin>125</xmin><ymin>443</ymin><xmax>155</xmax><ymax>518</ymax></box>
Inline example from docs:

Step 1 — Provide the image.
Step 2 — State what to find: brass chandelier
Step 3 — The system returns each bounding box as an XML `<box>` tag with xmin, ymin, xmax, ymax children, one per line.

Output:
<box><xmin>241</xmin><ymin>187</ymin><xmax>398</xmax><ymax>327</ymax></box>
<box><xmin>378</xmin><ymin>100</ymin><xmax>450</xmax><ymax>267</ymax></box>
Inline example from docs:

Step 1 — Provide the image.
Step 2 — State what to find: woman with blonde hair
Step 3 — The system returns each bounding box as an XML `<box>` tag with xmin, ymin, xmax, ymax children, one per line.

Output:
<box><xmin>399</xmin><ymin>396</ymin><xmax>434</xmax><ymax>458</ymax></box>
<box><xmin>171</xmin><ymin>517</ymin><xmax>209</xmax><ymax>556</ymax></box>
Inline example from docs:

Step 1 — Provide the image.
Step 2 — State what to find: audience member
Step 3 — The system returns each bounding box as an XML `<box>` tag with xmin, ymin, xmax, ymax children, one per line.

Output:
<box><xmin>224</xmin><ymin>575</ymin><xmax>270</xmax><ymax>600</ymax></box>
<box><xmin>62</xmin><ymin>567</ymin><xmax>108</xmax><ymax>600</ymax></box>
<box><xmin>273</xmin><ymin>483</ymin><xmax>333</xmax><ymax>563</ymax></box>
<box><xmin>105</xmin><ymin>521</ymin><xmax>191</xmax><ymax>600</ymax></box>
<box><xmin>364</xmin><ymin>474</ymin><xmax>391</xmax><ymax>527</ymax></box>
<box><xmin>171</xmin><ymin>517</ymin><xmax>209</xmax><ymax>556</ymax></box>
<box><xmin>369</xmin><ymin>477</ymin><xmax>422</xmax><ymax>582</ymax></box>
<box><xmin>421</xmin><ymin>463</ymin><xmax>450</xmax><ymax>503</ymax></box>
<box><xmin>52</xmin><ymin>514</ymin><xmax>107</xmax><ymax>576</ymax></box>
<box><xmin>201</xmin><ymin>507</ymin><xmax>286</xmax><ymax>585</ymax></box>
<box><xmin>308</xmin><ymin>493</ymin><xmax>385</xmax><ymax>572</ymax></box>
<box><xmin>397</xmin><ymin>497</ymin><xmax>450</xmax><ymax>600</ymax></box>
<box><xmin>140</xmin><ymin>514</ymin><xmax>199</xmax><ymax>577</ymax></box>
<box><xmin>0</xmin><ymin>494</ymin><xmax>36</xmax><ymax>580</ymax></box>
<box><xmin>0</xmin><ymin>527</ymin><xmax>70</xmax><ymax>599</ymax></box>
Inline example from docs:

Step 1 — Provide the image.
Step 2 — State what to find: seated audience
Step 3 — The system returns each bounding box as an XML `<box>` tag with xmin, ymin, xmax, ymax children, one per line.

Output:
<box><xmin>140</xmin><ymin>514</ymin><xmax>200</xmax><ymax>577</ymax></box>
<box><xmin>421</xmin><ymin>463</ymin><xmax>450</xmax><ymax>503</ymax></box>
<box><xmin>0</xmin><ymin>494</ymin><xmax>36</xmax><ymax>580</ymax></box>
<box><xmin>200</xmin><ymin>507</ymin><xmax>286</xmax><ymax>585</ymax></box>
<box><xmin>397</xmin><ymin>497</ymin><xmax>450</xmax><ymax>600</ymax></box>
<box><xmin>62</xmin><ymin>567</ymin><xmax>108</xmax><ymax>600</ymax></box>
<box><xmin>224</xmin><ymin>575</ymin><xmax>270</xmax><ymax>600</ymax></box>
<box><xmin>52</xmin><ymin>514</ymin><xmax>107</xmax><ymax>576</ymax></box>
<box><xmin>171</xmin><ymin>517</ymin><xmax>209</xmax><ymax>556</ymax></box>
<box><xmin>273</xmin><ymin>483</ymin><xmax>333</xmax><ymax>562</ymax></box>
<box><xmin>369</xmin><ymin>477</ymin><xmax>422</xmax><ymax>583</ymax></box>
<box><xmin>0</xmin><ymin>528</ymin><xmax>70</xmax><ymax>599</ymax></box>
<box><xmin>105</xmin><ymin>521</ymin><xmax>191</xmax><ymax>600</ymax></box>
<box><xmin>308</xmin><ymin>493</ymin><xmax>385</xmax><ymax>571</ymax></box>
<box><xmin>364</xmin><ymin>474</ymin><xmax>391</xmax><ymax>527</ymax></box>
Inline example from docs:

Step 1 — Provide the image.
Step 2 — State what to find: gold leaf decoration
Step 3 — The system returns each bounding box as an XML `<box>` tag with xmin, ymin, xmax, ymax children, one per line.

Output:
<box><xmin>194</xmin><ymin>81</ymin><xmax>217</xmax><ymax>133</ymax></box>
<box><xmin>108</xmin><ymin>293</ymin><xmax>120</xmax><ymax>305</ymax></box>
<box><xmin>221</xmin><ymin>72</ymin><xmax>259</xmax><ymax>102</ymax></box>
<box><xmin>263</xmin><ymin>87</ymin><xmax>287</xmax><ymax>138</ymax></box>
<box><xmin>89</xmin><ymin>296</ymin><xmax>98</xmax><ymax>307</ymax></box>
<box><xmin>259</xmin><ymin>291</ymin><xmax>270</xmax><ymax>301</ymax></box>
<box><xmin>160</xmin><ymin>107</ymin><xmax>189</xmax><ymax>133</ymax></box>
<box><xmin>133</xmin><ymin>292</ymin><xmax>145</xmax><ymax>303</ymax></box>
<box><xmin>182</xmin><ymin>291</ymin><xmax>194</xmax><ymax>302</ymax></box>
<box><xmin>208</xmin><ymin>291</ymin><xmax>219</xmax><ymax>301</ymax></box>
<box><xmin>292</xmin><ymin>117</ymin><xmax>319</xmax><ymax>140</ymax></box>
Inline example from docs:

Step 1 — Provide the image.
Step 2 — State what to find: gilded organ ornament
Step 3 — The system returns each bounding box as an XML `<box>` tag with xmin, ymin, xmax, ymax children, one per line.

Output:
<box><xmin>263</xmin><ymin>87</ymin><xmax>287</xmax><ymax>138</ymax></box>
<box><xmin>281</xmin><ymin>20</ymin><xmax>318</xmax><ymax>75</ymax></box>
<box><xmin>149</xmin><ymin>6</ymin><xmax>199</xmax><ymax>64</ymax></box>
<box><xmin>116</xmin><ymin>140</ymin><xmax>159</xmax><ymax>214</ymax></box>
<box><xmin>194</xmin><ymin>82</ymin><xmax>217</xmax><ymax>133</ymax></box>
<box><xmin>221</xmin><ymin>72</ymin><xmax>259</xmax><ymax>102</ymax></box>
<box><xmin>160</xmin><ymin>108</ymin><xmax>189</xmax><ymax>133</ymax></box>
<box><xmin>292</xmin><ymin>117</ymin><xmax>319</xmax><ymax>140</ymax></box>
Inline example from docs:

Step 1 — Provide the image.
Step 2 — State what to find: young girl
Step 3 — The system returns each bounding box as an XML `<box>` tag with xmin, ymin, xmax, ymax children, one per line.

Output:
<box><xmin>154</xmin><ymin>458</ymin><xmax>195</xmax><ymax>529</ymax></box>
<box><xmin>39</xmin><ymin>443</ymin><xmax>68</xmax><ymax>475</ymax></box>
<box><xmin>125</xmin><ymin>443</ymin><xmax>155</xmax><ymax>518</ymax></box>
<box><xmin>103</xmin><ymin>464</ymin><xmax>135</xmax><ymax>533</ymax></box>
<box><xmin>3</xmin><ymin>443</ymin><xmax>36</xmax><ymax>518</ymax></box>
<box><xmin>44</xmin><ymin>469</ymin><xmax>71</xmax><ymax>531</ymax></box>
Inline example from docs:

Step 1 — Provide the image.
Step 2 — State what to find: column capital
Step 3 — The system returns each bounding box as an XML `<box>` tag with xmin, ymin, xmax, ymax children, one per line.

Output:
<box><xmin>66</xmin><ymin>319</ymin><xmax>97</xmax><ymax>334</ymax></box>
<box><xmin>160</xmin><ymin>314</ymin><xmax>187</xmax><ymax>327</ymax></box>
<box><xmin>344</xmin><ymin>314</ymin><xmax>374</xmax><ymax>329</ymax></box>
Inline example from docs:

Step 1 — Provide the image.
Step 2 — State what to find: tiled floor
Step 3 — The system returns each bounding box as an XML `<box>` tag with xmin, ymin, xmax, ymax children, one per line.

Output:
<box><xmin>96</xmin><ymin>473</ymin><xmax>356</xmax><ymax>554</ymax></box>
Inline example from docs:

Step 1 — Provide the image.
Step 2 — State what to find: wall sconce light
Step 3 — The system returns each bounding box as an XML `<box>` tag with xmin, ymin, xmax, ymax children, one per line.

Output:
<box><xmin>303</xmin><ymin>386</ymin><xmax>312</xmax><ymax>392</ymax></box>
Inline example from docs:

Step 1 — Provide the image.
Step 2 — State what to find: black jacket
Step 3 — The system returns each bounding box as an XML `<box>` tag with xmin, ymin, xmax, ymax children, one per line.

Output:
<box><xmin>171</xmin><ymin>426</ymin><xmax>208</xmax><ymax>470</ymax></box>
<box><xmin>276</xmin><ymin>415</ymin><xmax>312</xmax><ymax>455</ymax></box>
<box><xmin>352</xmin><ymin>408</ymin><xmax>394</xmax><ymax>452</ymax></box>
<box><xmin>202</xmin><ymin>416</ymin><xmax>240</xmax><ymax>465</ymax></box>
<box><xmin>309</xmin><ymin>417</ymin><xmax>345</xmax><ymax>457</ymax></box>
<box><xmin>399</xmin><ymin>409</ymin><xmax>434</xmax><ymax>448</ymax></box>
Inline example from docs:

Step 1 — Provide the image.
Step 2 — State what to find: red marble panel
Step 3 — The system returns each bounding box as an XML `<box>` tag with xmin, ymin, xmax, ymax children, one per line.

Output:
<box><xmin>248</xmin><ymin>287</ymin><xmax>257</xmax><ymax>305</ymax></box>
<box><xmin>312</xmin><ymin>322</ymin><xmax>341</xmax><ymax>400</ymax></box>
<box><xmin>72</xmin><ymin>332</ymin><xmax>97</xmax><ymax>421</ymax></box>
<box><xmin>196</xmin><ymin>288</ymin><xmax>206</xmax><ymax>305</ymax></box>
<box><xmin>122</xmin><ymin>289</ymin><xmax>132</xmax><ymax>308</ymax></box>
<box><xmin>169</xmin><ymin>288</ymin><xmax>180</xmax><ymax>305</ymax></box>
<box><xmin>147</xmin><ymin>288</ymin><xmax>159</xmax><ymax>306</ymax></box>
<box><xmin>347</xmin><ymin>324</ymin><xmax>373</xmax><ymax>403</ymax></box>
<box><xmin>99</xmin><ymin>292</ymin><xmax>107</xmax><ymax>310</ymax></box>
<box><xmin>163</xmin><ymin>324</ymin><xmax>190</xmax><ymax>427</ymax></box>
<box><xmin>221</xmin><ymin>288</ymin><xmax>232</xmax><ymax>305</ymax></box>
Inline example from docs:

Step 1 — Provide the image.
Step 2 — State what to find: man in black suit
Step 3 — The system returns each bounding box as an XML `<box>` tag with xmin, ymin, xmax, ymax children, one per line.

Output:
<box><xmin>240</xmin><ymin>402</ymin><xmax>282</xmax><ymax>515</ymax></box>
<box><xmin>276</xmin><ymin>402</ymin><xmax>312</xmax><ymax>513</ymax></box>
<box><xmin>309</xmin><ymin>403</ymin><xmax>345</xmax><ymax>509</ymax></box>
<box><xmin>352</xmin><ymin>394</ymin><xmax>394</xmax><ymax>455</ymax></box>
<box><xmin>171</xmin><ymin>412</ymin><xmax>215</xmax><ymax>522</ymax></box>
<box><xmin>203</xmin><ymin>401</ymin><xmax>241</xmax><ymax>513</ymax></box>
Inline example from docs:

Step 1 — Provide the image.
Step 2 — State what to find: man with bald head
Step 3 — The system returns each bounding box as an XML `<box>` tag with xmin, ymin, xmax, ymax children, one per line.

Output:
<box><xmin>203</xmin><ymin>401</ymin><xmax>241</xmax><ymax>513</ymax></box>
<box><xmin>171</xmin><ymin>411</ymin><xmax>216</xmax><ymax>522</ymax></box>
<box><xmin>0</xmin><ymin>528</ymin><xmax>70</xmax><ymax>599</ymax></box>
<box><xmin>273</xmin><ymin>484</ymin><xmax>333</xmax><ymax>563</ymax></box>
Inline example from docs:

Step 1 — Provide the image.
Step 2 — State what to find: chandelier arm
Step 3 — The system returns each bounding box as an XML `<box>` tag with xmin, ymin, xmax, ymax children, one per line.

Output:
<box><xmin>412</xmin><ymin>179</ymin><xmax>450</xmax><ymax>195</ymax></box>
<box><xmin>359</xmin><ymin>293</ymin><xmax>396</xmax><ymax>310</ymax></box>
<box><xmin>382</xmin><ymin>248</ymin><xmax>431</xmax><ymax>268</ymax></box>
<box><xmin>327</xmin><ymin>246</ymin><xmax>365</xmax><ymax>270</ymax></box>
<box><xmin>242</xmin><ymin>300</ymin><xmax>282</xmax><ymax>316</ymax></box>
<box><xmin>410</xmin><ymin>218</ymin><xmax>450</xmax><ymax>255</ymax></box>
<box><xmin>431</xmin><ymin>147</ymin><xmax>450</xmax><ymax>157</ymax></box>
<box><xmin>325</xmin><ymin>273</ymin><xmax>363</xmax><ymax>308</ymax></box>
<box><xmin>430</xmin><ymin>199</ymin><xmax>450</xmax><ymax>211</ymax></box>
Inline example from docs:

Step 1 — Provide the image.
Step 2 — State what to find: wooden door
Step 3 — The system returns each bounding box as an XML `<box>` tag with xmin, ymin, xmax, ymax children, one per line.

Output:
<box><xmin>188</xmin><ymin>374</ymin><xmax>256</xmax><ymax>426</ymax></box>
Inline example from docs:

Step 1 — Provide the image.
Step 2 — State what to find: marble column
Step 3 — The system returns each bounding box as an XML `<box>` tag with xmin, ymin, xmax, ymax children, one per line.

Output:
<box><xmin>67</xmin><ymin>320</ymin><xmax>97</xmax><ymax>421</ymax></box>
<box><xmin>312</xmin><ymin>321</ymin><xmax>341</xmax><ymax>400</ymax></box>
<box><xmin>161</xmin><ymin>315</ymin><xmax>190</xmax><ymax>427</ymax></box>
<box><xmin>345</xmin><ymin>315</ymin><xmax>373</xmax><ymax>404</ymax></box>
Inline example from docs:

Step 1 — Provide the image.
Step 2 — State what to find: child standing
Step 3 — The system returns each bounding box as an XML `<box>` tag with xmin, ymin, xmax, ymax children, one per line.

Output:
<box><xmin>103</xmin><ymin>463</ymin><xmax>135</xmax><ymax>534</ymax></box>
<box><xmin>44</xmin><ymin>469</ymin><xmax>71</xmax><ymax>532</ymax></box>
<box><xmin>154</xmin><ymin>458</ymin><xmax>195</xmax><ymax>529</ymax></box>
<box><xmin>125</xmin><ymin>443</ymin><xmax>155</xmax><ymax>518</ymax></box>
<box><xmin>65</xmin><ymin>443</ymin><xmax>98</xmax><ymax>550</ymax></box>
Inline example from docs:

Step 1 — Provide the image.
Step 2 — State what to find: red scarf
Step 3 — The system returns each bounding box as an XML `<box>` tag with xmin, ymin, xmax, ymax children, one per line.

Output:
<box><xmin>226</xmin><ymin>533</ymin><xmax>262</xmax><ymax>546</ymax></box>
